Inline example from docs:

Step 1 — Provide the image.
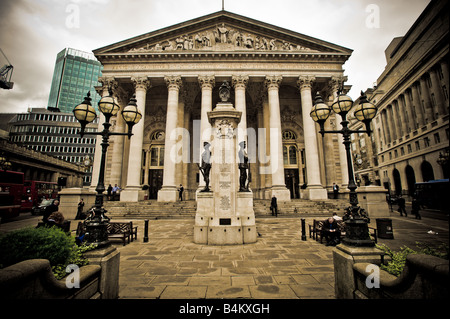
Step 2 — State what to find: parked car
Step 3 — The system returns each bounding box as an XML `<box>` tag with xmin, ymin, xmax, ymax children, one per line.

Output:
<box><xmin>31</xmin><ymin>198</ymin><xmax>56</xmax><ymax>216</ymax></box>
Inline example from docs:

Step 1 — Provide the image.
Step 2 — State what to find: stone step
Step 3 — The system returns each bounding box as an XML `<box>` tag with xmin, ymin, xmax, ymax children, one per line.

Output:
<box><xmin>105</xmin><ymin>198</ymin><xmax>349</xmax><ymax>219</ymax></box>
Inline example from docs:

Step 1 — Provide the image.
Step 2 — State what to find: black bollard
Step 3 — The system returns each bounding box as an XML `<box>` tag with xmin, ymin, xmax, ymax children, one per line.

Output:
<box><xmin>301</xmin><ymin>218</ymin><xmax>306</xmax><ymax>241</ymax></box>
<box><xmin>143</xmin><ymin>219</ymin><xmax>149</xmax><ymax>243</ymax></box>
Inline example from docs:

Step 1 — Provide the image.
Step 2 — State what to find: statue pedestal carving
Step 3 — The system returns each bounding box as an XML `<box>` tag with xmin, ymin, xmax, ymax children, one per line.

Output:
<box><xmin>194</xmin><ymin>99</ymin><xmax>256</xmax><ymax>245</ymax></box>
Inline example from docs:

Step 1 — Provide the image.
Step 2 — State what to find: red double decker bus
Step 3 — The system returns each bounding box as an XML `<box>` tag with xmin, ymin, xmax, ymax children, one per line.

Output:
<box><xmin>0</xmin><ymin>170</ymin><xmax>24</xmax><ymax>220</ymax></box>
<box><xmin>22</xmin><ymin>180</ymin><xmax>59</xmax><ymax>212</ymax></box>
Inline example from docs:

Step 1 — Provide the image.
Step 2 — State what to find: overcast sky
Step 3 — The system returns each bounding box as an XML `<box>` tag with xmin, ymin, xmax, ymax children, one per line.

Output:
<box><xmin>0</xmin><ymin>0</ymin><xmax>430</xmax><ymax>114</ymax></box>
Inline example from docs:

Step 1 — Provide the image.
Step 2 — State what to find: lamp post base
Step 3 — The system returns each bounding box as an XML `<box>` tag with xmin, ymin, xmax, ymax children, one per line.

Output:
<box><xmin>342</xmin><ymin>218</ymin><xmax>375</xmax><ymax>247</ymax></box>
<box><xmin>84</xmin><ymin>221</ymin><xmax>111</xmax><ymax>248</ymax></box>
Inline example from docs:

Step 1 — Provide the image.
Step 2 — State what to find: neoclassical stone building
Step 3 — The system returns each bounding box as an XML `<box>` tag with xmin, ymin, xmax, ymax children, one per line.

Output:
<box><xmin>90</xmin><ymin>11</ymin><xmax>354</xmax><ymax>202</ymax></box>
<box><xmin>366</xmin><ymin>0</ymin><xmax>449</xmax><ymax>197</ymax></box>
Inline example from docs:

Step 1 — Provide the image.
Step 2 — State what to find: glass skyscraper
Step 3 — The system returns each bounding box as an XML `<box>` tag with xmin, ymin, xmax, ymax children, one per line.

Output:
<box><xmin>47</xmin><ymin>48</ymin><xmax>103</xmax><ymax>113</ymax></box>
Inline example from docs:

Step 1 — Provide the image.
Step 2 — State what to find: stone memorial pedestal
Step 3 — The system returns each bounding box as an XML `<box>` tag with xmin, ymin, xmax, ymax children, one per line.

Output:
<box><xmin>194</xmin><ymin>100</ymin><xmax>256</xmax><ymax>245</ymax></box>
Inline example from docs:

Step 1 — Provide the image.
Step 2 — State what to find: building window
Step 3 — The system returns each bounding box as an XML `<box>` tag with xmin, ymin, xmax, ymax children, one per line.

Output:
<box><xmin>424</xmin><ymin>137</ymin><xmax>430</xmax><ymax>147</ymax></box>
<box><xmin>150</xmin><ymin>146</ymin><xmax>164</xmax><ymax>168</ymax></box>
<box><xmin>283</xmin><ymin>145</ymin><xmax>298</xmax><ymax>166</ymax></box>
<box><xmin>434</xmin><ymin>133</ymin><xmax>440</xmax><ymax>144</ymax></box>
<box><xmin>415</xmin><ymin>141</ymin><xmax>420</xmax><ymax>150</ymax></box>
<box><xmin>407</xmin><ymin>144</ymin><xmax>412</xmax><ymax>153</ymax></box>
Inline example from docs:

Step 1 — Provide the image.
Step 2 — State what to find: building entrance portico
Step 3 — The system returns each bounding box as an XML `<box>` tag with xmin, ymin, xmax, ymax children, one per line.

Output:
<box><xmin>90</xmin><ymin>11</ymin><xmax>352</xmax><ymax>203</ymax></box>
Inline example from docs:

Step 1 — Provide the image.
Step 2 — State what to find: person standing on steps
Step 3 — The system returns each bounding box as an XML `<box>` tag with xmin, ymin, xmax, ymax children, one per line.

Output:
<box><xmin>332</xmin><ymin>183</ymin><xmax>339</xmax><ymax>199</ymax></box>
<box><xmin>270</xmin><ymin>195</ymin><xmax>278</xmax><ymax>217</ymax></box>
<box><xmin>178</xmin><ymin>184</ymin><xmax>184</xmax><ymax>201</ymax></box>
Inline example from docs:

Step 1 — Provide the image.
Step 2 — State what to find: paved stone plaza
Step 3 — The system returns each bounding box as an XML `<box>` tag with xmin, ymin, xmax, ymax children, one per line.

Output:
<box><xmin>1</xmin><ymin>210</ymin><xmax>447</xmax><ymax>300</ymax></box>
<box><xmin>114</xmin><ymin>213</ymin><xmax>448</xmax><ymax>299</ymax></box>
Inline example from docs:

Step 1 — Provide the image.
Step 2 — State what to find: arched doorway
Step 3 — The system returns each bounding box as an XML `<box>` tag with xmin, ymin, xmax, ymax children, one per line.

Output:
<box><xmin>405</xmin><ymin>165</ymin><xmax>416</xmax><ymax>196</ymax></box>
<box><xmin>392</xmin><ymin>169</ymin><xmax>402</xmax><ymax>195</ymax></box>
<box><xmin>421</xmin><ymin>161</ymin><xmax>434</xmax><ymax>182</ymax></box>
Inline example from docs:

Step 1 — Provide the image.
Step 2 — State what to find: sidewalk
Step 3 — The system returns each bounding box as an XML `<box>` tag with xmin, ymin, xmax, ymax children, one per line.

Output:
<box><xmin>1</xmin><ymin>211</ymin><xmax>448</xmax><ymax>299</ymax></box>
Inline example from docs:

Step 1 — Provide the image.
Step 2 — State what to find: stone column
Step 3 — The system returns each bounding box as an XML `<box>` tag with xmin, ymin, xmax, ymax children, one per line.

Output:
<box><xmin>298</xmin><ymin>76</ymin><xmax>328</xmax><ymax>200</ymax></box>
<box><xmin>429</xmin><ymin>67</ymin><xmax>447</xmax><ymax>116</ymax></box>
<box><xmin>330</xmin><ymin>77</ymin><xmax>349</xmax><ymax>188</ymax></box>
<box><xmin>182</xmin><ymin>104</ymin><xmax>192</xmax><ymax>199</ymax></box>
<box><xmin>109</xmin><ymin>88</ymin><xmax>128</xmax><ymax>187</ymax></box>
<box><xmin>262</xmin><ymin>94</ymin><xmax>272</xmax><ymax>199</ymax></box>
<box><xmin>419</xmin><ymin>76</ymin><xmax>434</xmax><ymax>123</ymax></box>
<box><xmin>380</xmin><ymin>110</ymin><xmax>390</xmax><ymax>144</ymax></box>
<box><xmin>411</xmin><ymin>82</ymin><xmax>425</xmax><ymax>127</ymax></box>
<box><xmin>396</xmin><ymin>99</ymin><xmax>407</xmax><ymax>137</ymax></box>
<box><xmin>158</xmin><ymin>76</ymin><xmax>182</xmax><ymax>202</ymax></box>
<box><xmin>400</xmin><ymin>93</ymin><xmax>415</xmax><ymax>133</ymax></box>
<box><xmin>391</xmin><ymin>101</ymin><xmax>403</xmax><ymax>139</ymax></box>
<box><xmin>175</xmin><ymin>90</ymin><xmax>186</xmax><ymax>189</ymax></box>
<box><xmin>232</xmin><ymin>75</ymin><xmax>249</xmax><ymax>144</ymax></box>
<box><xmin>120</xmin><ymin>77</ymin><xmax>150</xmax><ymax>202</ymax></box>
<box><xmin>197</xmin><ymin>75</ymin><xmax>215</xmax><ymax>190</ymax></box>
<box><xmin>441</xmin><ymin>60</ymin><xmax>449</xmax><ymax>104</ymax></box>
<box><xmin>265</xmin><ymin>76</ymin><xmax>290</xmax><ymax>201</ymax></box>
<box><xmin>387</xmin><ymin>105</ymin><xmax>397</xmax><ymax>141</ymax></box>
<box><xmin>90</xmin><ymin>77</ymin><xmax>117</xmax><ymax>193</ymax></box>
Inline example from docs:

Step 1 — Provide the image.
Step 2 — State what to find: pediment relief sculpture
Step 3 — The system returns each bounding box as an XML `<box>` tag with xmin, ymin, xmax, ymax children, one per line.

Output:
<box><xmin>128</xmin><ymin>23</ymin><xmax>315</xmax><ymax>53</ymax></box>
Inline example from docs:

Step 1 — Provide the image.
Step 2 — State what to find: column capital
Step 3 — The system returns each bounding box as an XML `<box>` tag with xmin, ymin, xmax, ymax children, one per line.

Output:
<box><xmin>328</xmin><ymin>76</ymin><xmax>348</xmax><ymax>93</ymax></box>
<box><xmin>232</xmin><ymin>75</ymin><xmax>249</xmax><ymax>89</ymax></box>
<box><xmin>164</xmin><ymin>75</ymin><xmax>182</xmax><ymax>90</ymax></box>
<box><xmin>98</xmin><ymin>76</ymin><xmax>118</xmax><ymax>95</ymax></box>
<box><xmin>297</xmin><ymin>75</ymin><xmax>316</xmax><ymax>91</ymax></box>
<box><xmin>198</xmin><ymin>75</ymin><xmax>215</xmax><ymax>89</ymax></box>
<box><xmin>131</xmin><ymin>76</ymin><xmax>151</xmax><ymax>92</ymax></box>
<box><xmin>265</xmin><ymin>75</ymin><xmax>282</xmax><ymax>90</ymax></box>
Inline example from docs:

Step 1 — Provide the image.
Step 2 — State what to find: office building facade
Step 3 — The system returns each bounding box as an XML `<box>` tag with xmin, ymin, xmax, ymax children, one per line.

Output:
<box><xmin>47</xmin><ymin>48</ymin><xmax>103</xmax><ymax>113</ymax></box>
<box><xmin>7</xmin><ymin>108</ymin><xmax>99</xmax><ymax>185</ymax></box>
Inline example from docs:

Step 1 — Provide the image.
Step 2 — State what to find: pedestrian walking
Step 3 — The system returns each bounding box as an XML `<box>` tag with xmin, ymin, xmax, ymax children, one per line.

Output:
<box><xmin>178</xmin><ymin>184</ymin><xmax>184</xmax><ymax>201</ymax></box>
<box><xmin>270</xmin><ymin>195</ymin><xmax>278</xmax><ymax>217</ymax></box>
<box><xmin>411</xmin><ymin>197</ymin><xmax>422</xmax><ymax>220</ymax></box>
<box><xmin>397</xmin><ymin>195</ymin><xmax>407</xmax><ymax>217</ymax></box>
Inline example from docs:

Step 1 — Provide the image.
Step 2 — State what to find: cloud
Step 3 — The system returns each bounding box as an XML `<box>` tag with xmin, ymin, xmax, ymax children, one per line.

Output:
<box><xmin>0</xmin><ymin>0</ymin><xmax>430</xmax><ymax>114</ymax></box>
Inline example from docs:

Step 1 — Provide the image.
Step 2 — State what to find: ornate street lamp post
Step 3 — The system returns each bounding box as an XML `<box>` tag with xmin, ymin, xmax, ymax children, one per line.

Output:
<box><xmin>73</xmin><ymin>89</ymin><xmax>142</xmax><ymax>247</ymax></box>
<box><xmin>310</xmin><ymin>90</ymin><xmax>377</xmax><ymax>246</ymax></box>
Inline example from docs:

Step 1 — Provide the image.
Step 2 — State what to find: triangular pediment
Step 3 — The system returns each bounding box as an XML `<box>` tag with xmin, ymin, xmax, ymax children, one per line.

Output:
<box><xmin>94</xmin><ymin>11</ymin><xmax>352</xmax><ymax>56</ymax></box>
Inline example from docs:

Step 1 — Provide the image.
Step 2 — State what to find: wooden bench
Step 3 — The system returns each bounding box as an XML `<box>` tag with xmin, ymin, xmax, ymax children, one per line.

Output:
<box><xmin>107</xmin><ymin>222</ymin><xmax>132</xmax><ymax>246</ymax></box>
<box><xmin>129</xmin><ymin>221</ymin><xmax>138</xmax><ymax>242</ymax></box>
<box><xmin>309</xmin><ymin>219</ymin><xmax>377</xmax><ymax>244</ymax></box>
<box><xmin>75</xmin><ymin>221</ymin><xmax>137</xmax><ymax>246</ymax></box>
